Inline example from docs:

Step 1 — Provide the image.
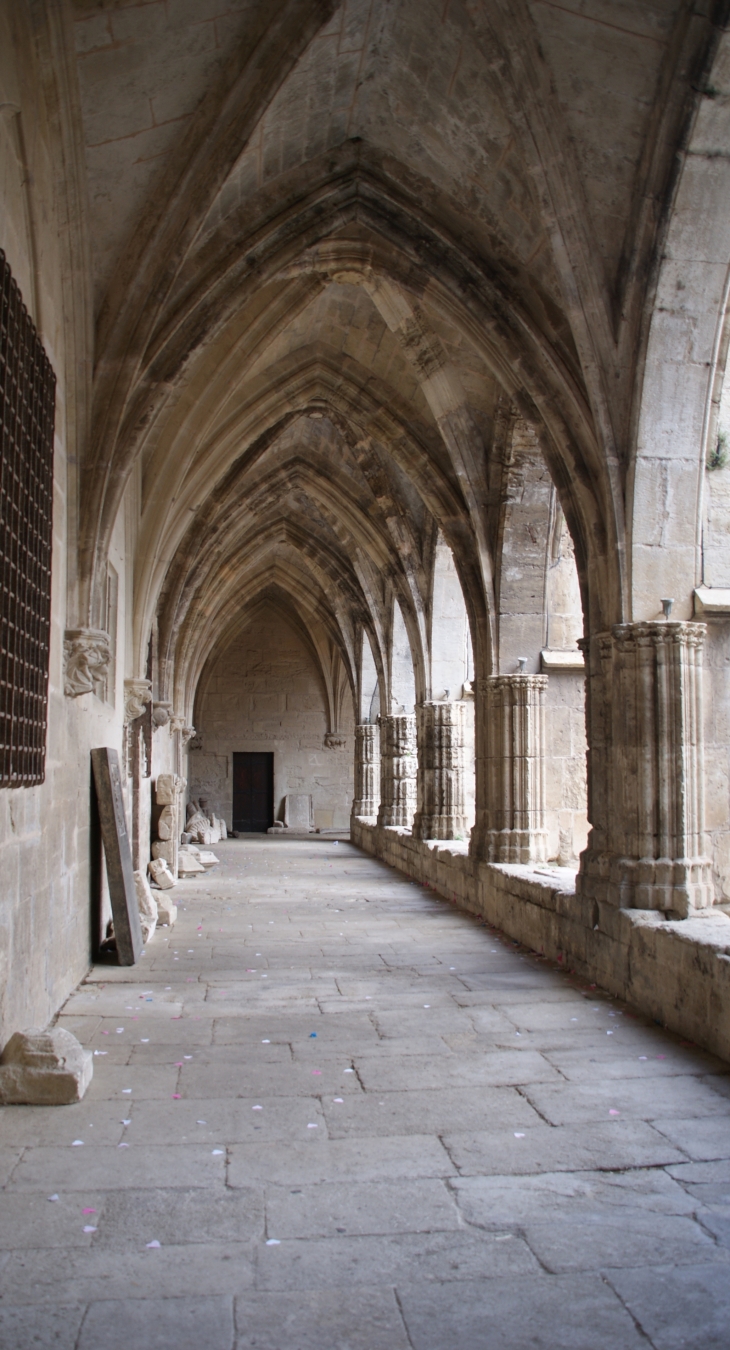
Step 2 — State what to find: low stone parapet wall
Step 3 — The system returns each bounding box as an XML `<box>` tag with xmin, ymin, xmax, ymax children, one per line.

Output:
<box><xmin>351</xmin><ymin>818</ymin><xmax>730</xmax><ymax>1063</ymax></box>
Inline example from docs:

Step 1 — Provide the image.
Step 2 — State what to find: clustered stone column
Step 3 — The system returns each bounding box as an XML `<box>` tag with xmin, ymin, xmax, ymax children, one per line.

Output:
<box><xmin>352</xmin><ymin>723</ymin><xmax>380</xmax><ymax>819</ymax></box>
<box><xmin>412</xmin><ymin>700</ymin><xmax>469</xmax><ymax>840</ymax></box>
<box><xmin>578</xmin><ymin>621</ymin><xmax>711</xmax><ymax>916</ymax></box>
<box><xmin>377</xmin><ymin>713</ymin><xmax>417</xmax><ymax>829</ymax></box>
<box><xmin>481</xmin><ymin>674</ymin><xmax>549</xmax><ymax>864</ymax></box>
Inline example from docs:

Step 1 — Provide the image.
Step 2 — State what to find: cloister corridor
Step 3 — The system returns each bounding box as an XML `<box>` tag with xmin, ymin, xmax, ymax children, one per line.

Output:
<box><xmin>1</xmin><ymin>837</ymin><xmax>728</xmax><ymax>1350</ymax></box>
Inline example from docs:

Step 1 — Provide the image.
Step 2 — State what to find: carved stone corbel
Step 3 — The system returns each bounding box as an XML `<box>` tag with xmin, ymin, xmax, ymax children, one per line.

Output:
<box><xmin>151</xmin><ymin>701</ymin><xmax>173</xmax><ymax>729</ymax></box>
<box><xmin>181</xmin><ymin>726</ymin><xmax>196</xmax><ymax>747</ymax></box>
<box><xmin>124</xmin><ymin>678</ymin><xmax>152</xmax><ymax>723</ymax></box>
<box><xmin>169</xmin><ymin>712</ymin><xmax>186</xmax><ymax>734</ymax></box>
<box><xmin>63</xmin><ymin>629</ymin><xmax>110</xmax><ymax>697</ymax></box>
<box><xmin>324</xmin><ymin>731</ymin><xmax>346</xmax><ymax>750</ymax></box>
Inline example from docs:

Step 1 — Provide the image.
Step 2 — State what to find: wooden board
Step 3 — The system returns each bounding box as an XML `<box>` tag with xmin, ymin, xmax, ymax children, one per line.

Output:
<box><xmin>91</xmin><ymin>747</ymin><xmax>143</xmax><ymax>965</ymax></box>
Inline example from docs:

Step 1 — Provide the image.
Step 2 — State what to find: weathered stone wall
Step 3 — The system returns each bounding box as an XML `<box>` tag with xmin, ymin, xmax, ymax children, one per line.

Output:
<box><xmin>189</xmin><ymin>607</ymin><xmax>354</xmax><ymax>829</ymax></box>
<box><xmin>0</xmin><ymin>4</ymin><xmax>125</xmax><ymax>1044</ymax></box>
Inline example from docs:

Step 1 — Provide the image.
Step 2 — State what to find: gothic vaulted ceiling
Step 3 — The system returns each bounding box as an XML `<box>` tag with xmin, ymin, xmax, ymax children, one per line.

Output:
<box><xmin>68</xmin><ymin>0</ymin><xmax>724</xmax><ymax>710</ymax></box>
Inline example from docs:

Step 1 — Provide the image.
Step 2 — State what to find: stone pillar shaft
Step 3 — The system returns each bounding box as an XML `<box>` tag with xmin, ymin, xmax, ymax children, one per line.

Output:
<box><xmin>578</xmin><ymin>621</ymin><xmax>711</xmax><ymax>915</ymax></box>
<box><xmin>377</xmin><ymin>714</ymin><xmax>417</xmax><ymax>829</ymax></box>
<box><xmin>412</xmin><ymin>701</ymin><xmax>469</xmax><ymax>840</ymax></box>
<box><xmin>352</xmin><ymin>723</ymin><xmax>380</xmax><ymax>819</ymax></box>
<box><xmin>482</xmin><ymin>674</ymin><xmax>548</xmax><ymax>864</ymax></box>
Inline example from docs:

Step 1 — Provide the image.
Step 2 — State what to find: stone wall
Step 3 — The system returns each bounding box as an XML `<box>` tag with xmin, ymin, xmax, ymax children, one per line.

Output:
<box><xmin>189</xmin><ymin>606</ymin><xmax>354</xmax><ymax>829</ymax></box>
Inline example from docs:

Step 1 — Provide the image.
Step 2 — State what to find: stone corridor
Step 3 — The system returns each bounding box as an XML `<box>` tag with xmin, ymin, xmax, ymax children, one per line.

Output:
<box><xmin>0</xmin><ymin>839</ymin><xmax>728</xmax><ymax>1348</ymax></box>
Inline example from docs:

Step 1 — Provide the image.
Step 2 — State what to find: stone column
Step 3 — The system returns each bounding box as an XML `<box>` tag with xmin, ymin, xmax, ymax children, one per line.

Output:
<box><xmin>412</xmin><ymin>701</ymin><xmax>469</xmax><ymax>840</ymax></box>
<box><xmin>352</xmin><ymin>723</ymin><xmax>380</xmax><ymax>819</ymax></box>
<box><xmin>578</xmin><ymin>621</ymin><xmax>711</xmax><ymax>916</ymax></box>
<box><xmin>377</xmin><ymin>714</ymin><xmax>417</xmax><ymax>829</ymax></box>
<box><xmin>481</xmin><ymin>674</ymin><xmax>549</xmax><ymax>864</ymax></box>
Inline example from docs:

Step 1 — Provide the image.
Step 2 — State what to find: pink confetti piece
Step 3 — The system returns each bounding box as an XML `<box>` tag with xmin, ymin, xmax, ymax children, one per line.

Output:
<box><xmin>609</xmin><ymin>1109</ymin><xmax>620</xmax><ymax>1116</ymax></box>
<box><xmin>657</xmin><ymin>1054</ymin><xmax>666</xmax><ymax>1060</ymax></box>
<box><xmin>146</xmin><ymin>1240</ymin><xmax>161</xmax><ymax>1249</ymax></box>
<box><xmin>82</xmin><ymin>1208</ymin><xmax>96</xmax><ymax>1215</ymax></box>
<box><xmin>174</xmin><ymin>1062</ymin><xmax>184</xmax><ymax>1067</ymax></box>
<box><xmin>172</xmin><ymin>1094</ymin><xmax>181</xmax><ymax>1100</ymax></box>
<box><xmin>101</xmin><ymin>1031</ymin><xmax>109</xmax><ymax>1036</ymax></box>
<box><xmin>312</xmin><ymin>1070</ymin><xmax>322</xmax><ymax>1076</ymax></box>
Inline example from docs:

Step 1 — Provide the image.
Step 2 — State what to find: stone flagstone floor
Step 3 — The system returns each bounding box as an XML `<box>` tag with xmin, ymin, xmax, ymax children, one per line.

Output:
<box><xmin>0</xmin><ymin>836</ymin><xmax>729</xmax><ymax>1349</ymax></box>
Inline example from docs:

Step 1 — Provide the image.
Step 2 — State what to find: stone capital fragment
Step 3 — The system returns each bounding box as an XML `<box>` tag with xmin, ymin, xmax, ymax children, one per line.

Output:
<box><xmin>63</xmin><ymin>628</ymin><xmax>110</xmax><ymax>697</ymax></box>
<box><xmin>0</xmin><ymin>1027</ymin><xmax>93</xmax><ymax>1105</ymax></box>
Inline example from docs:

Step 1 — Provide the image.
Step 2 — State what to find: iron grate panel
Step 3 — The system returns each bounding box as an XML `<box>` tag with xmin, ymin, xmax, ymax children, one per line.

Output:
<box><xmin>0</xmin><ymin>248</ymin><xmax>56</xmax><ymax>787</ymax></box>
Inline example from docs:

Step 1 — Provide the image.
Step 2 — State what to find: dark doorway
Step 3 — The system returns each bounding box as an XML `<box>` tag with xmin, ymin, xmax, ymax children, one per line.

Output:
<box><xmin>232</xmin><ymin>752</ymin><xmax>274</xmax><ymax>832</ymax></box>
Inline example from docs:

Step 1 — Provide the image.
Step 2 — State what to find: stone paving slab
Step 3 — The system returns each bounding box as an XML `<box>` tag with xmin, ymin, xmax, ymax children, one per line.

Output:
<box><xmin>443</xmin><ymin>1120</ymin><xmax>687</xmax><ymax>1175</ymax></box>
<box><xmin>76</xmin><ymin>1297</ymin><xmax>235</xmax><ymax>1350</ymax></box>
<box><xmin>233</xmin><ymin>1286</ymin><xmax>411</xmax><ymax>1350</ymax></box>
<box><xmin>253</xmin><ymin>1229</ymin><xmax>541</xmax><ymax>1290</ymax></box>
<box><xmin>608</xmin><ymin>1264</ymin><xmax>730</xmax><ymax>1349</ymax></box>
<box><xmin>227</xmin><ymin>1133</ymin><xmax>455</xmax><ymax>1186</ymax></box>
<box><xmin>4</xmin><ymin>836</ymin><xmax>730</xmax><ymax>1347</ymax></box>
<box><xmin>396</xmin><ymin>1274</ymin><xmax>650</xmax><ymax>1350</ymax></box>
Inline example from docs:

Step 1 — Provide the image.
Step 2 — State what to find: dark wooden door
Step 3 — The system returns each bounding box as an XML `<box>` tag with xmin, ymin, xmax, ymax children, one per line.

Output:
<box><xmin>232</xmin><ymin>752</ymin><xmax>274</xmax><ymax>832</ymax></box>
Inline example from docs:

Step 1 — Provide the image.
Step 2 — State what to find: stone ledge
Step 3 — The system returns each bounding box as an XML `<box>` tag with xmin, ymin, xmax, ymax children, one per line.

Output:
<box><xmin>351</xmin><ymin>818</ymin><xmax>730</xmax><ymax>1063</ymax></box>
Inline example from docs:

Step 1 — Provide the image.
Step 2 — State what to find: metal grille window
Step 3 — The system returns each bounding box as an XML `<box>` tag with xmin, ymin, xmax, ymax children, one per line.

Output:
<box><xmin>0</xmin><ymin>248</ymin><xmax>56</xmax><ymax>786</ymax></box>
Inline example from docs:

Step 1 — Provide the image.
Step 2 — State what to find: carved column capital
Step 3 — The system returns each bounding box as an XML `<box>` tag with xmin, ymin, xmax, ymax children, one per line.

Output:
<box><xmin>124</xmin><ymin>678</ymin><xmax>152</xmax><ymax>723</ymax></box>
<box><xmin>169</xmin><ymin>712</ymin><xmax>186</xmax><ymax>734</ymax></box>
<box><xmin>63</xmin><ymin>629</ymin><xmax>110</xmax><ymax>697</ymax></box>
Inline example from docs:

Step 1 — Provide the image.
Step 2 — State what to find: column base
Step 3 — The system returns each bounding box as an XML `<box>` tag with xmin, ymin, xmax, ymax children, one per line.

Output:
<box><xmin>412</xmin><ymin>812</ymin><xmax>470</xmax><ymax>841</ymax></box>
<box><xmin>487</xmin><ymin>828</ymin><xmax>549</xmax><ymax>866</ymax></box>
<box><xmin>578</xmin><ymin>847</ymin><xmax>713</xmax><ymax>917</ymax></box>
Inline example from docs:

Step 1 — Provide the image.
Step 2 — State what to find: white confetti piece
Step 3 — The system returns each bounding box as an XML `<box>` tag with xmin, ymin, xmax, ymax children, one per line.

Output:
<box><xmin>118</xmin><ymin>1142</ymin><xmax>129</xmax><ymax>1148</ymax></box>
<box><xmin>72</xmin><ymin>1140</ymin><xmax>84</xmax><ymax>1147</ymax></box>
<box><xmin>307</xmin><ymin>1123</ymin><xmax>318</xmax><ymax>1129</ymax></box>
<box><xmin>514</xmin><ymin>1132</ymin><xmax>525</xmax><ymax>1138</ymax></box>
<box><xmin>212</xmin><ymin>1149</ymin><xmax>224</xmax><ymax>1155</ymax></box>
<box><xmin>146</xmin><ymin>1240</ymin><xmax>161</xmax><ymax>1249</ymax></box>
<box><xmin>122</xmin><ymin>1089</ymin><xmax>132</xmax><ymax>1094</ymax></box>
<box><xmin>140</xmin><ymin>1039</ymin><xmax>149</xmax><ymax>1044</ymax></box>
<box><xmin>197</xmin><ymin>1120</ymin><xmax>207</xmax><ymax>1125</ymax></box>
<box><xmin>121</xmin><ymin>1119</ymin><xmax>131</xmax><ymax>1125</ymax></box>
<box><xmin>83</xmin><ymin>1226</ymin><xmax>97</xmax><ymax>1234</ymax></box>
<box><xmin>266</xmin><ymin>1238</ymin><xmax>281</xmax><ymax>1246</ymax></box>
<box><xmin>47</xmin><ymin>1195</ymin><xmax>59</xmax><ymax>1202</ymax></box>
<box><xmin>344</xmin><ymin>1068</ymin><xmax>354</xmax><ymax>1073</ymax></box>
<box><xmin>333</xmin><ymin>1097</ymin><xmax>344</xmax><ymax>1103</ymax></box>
<box><xmin>252</xmin><ymin>1105</ymin><xmax>263</xmax><ymax>1111</ymax></box>
<box><xmin>262</xmin><ymin>1039</ymin><xmax>270</xmax><ymax>1043</ymax></box>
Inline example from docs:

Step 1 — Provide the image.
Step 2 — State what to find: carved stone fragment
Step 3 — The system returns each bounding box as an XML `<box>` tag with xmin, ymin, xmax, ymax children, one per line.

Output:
<box><xmin>63</xmin><ymin>629</ymin><xmax>110</xmax><ymax>697</ymax></box>
<box><xmin>124</xmin><ymin>678</ymin><xmax>152</xmax><ymax>723</ymax></box>
<box><xmin>0</xmin><ymin>1028</ymin><xmax>93</xmax><ymax>1105</ymax></box>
